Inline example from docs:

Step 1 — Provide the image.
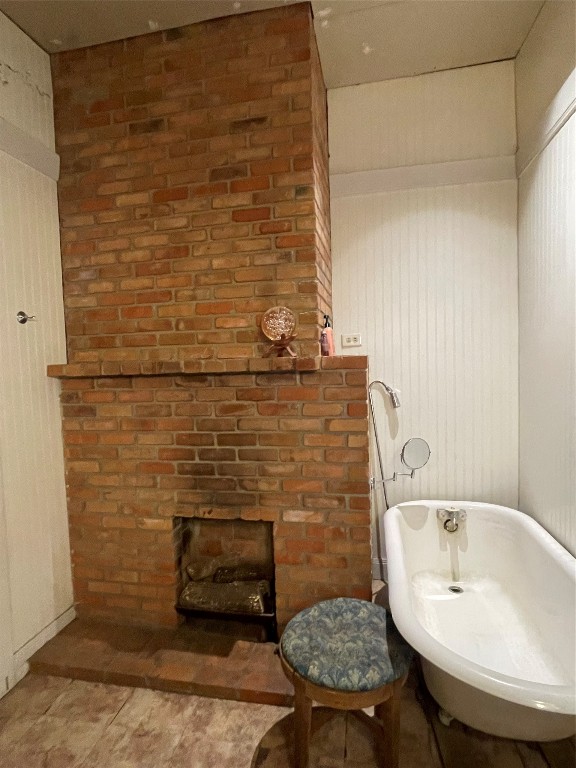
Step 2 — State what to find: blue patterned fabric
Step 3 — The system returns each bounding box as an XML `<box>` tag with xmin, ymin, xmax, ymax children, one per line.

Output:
<box><xmin>281</xmin><ymin>598</ymin><xmax>413</xmax><ymax>692</ymax></box>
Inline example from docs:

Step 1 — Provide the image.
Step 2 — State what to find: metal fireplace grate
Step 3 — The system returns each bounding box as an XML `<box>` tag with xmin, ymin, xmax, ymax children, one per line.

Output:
<box><xmin>176</xmin><ymin>562</ymin><xmax>277</xmax><ymax>641</ymax></box>
<box><xmin>180</xmin><ymin>579</ymin><xmax>270</xmax><ymax>615</ymax></box>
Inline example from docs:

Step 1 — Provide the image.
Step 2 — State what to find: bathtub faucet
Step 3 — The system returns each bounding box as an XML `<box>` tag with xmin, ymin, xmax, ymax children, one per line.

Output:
<box><xmin>437</xmin><ymin>507</ymin><xmax>467</xmax><ymax>533</ymax></box>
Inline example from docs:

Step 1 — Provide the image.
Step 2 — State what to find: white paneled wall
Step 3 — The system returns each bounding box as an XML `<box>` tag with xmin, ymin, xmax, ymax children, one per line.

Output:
<box><xmin>518</xmin><ymin>117</ymin><xmax>575</xmax><ymax>555</ymax></box>
<box><xmin>0</xmin><ymin>12</ymin><xmax>72</xmax><ymax>693</ymax></box>
<box><xmin>516</xmin><ymin>0</ymin><xmax>576</xmax><ymax>556</ymax></box>
<box><xmin>332</xmin><ymin>181</ymin><xmax>518</xmax><ymax>512</ymax></box>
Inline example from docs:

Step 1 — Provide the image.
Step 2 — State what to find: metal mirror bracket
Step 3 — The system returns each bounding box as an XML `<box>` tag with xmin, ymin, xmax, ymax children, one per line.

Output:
<box><xmin>376</xmin><ymin>437</ymin><xmax>431</xmax><ymax>484</ymax></box>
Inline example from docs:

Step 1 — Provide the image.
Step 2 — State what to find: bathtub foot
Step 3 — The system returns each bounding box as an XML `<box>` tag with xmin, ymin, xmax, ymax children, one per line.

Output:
<box><xmin>438</xmin><ymin>708</ymin><xmax>454</xmax><ymax>727</ymax></box>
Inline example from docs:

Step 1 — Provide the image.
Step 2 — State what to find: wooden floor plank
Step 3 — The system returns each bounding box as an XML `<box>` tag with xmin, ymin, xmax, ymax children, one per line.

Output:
<box><xmin>1</xmin><ymin>662</ymin><xmax>573</xmax><ymax>768</ymax></box>
<box><xmin>401</xmin><ymin>671</ymin><xmax>443</xmax><ymax>768</ymax></box>
<box><xmin>539</xmin><ymin>739</ymin><xmax>576</xmax><ymax>768</ymax></box>
<box><xmin>416</xmin><ymin>667</ymin><xmax>527</xmax><ymax>768</ymax></box>
<box><xmin>514</xmin><ymin>741</ymin><xmax>550</xmax><ymax>768</ymax></box>
<box><xmin>0</xmin><ymin>674</ymin><xmax>71</xmax><ymax>720</ymax></box>
<box><xmin>432</xmin><ymin>716</ymin><xmax>527</xmax><ymax>768</ymax></box>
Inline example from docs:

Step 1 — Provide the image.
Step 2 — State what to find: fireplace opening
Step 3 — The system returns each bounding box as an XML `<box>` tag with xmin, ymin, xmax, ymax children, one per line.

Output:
<box><xmin>174</xmin><ymin>517</ymin><xmax>277</xmax><ymax>642</ymax></box>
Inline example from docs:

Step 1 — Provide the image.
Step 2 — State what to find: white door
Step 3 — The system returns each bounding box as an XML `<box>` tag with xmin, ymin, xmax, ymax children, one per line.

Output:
<box><xmin>0</xmin><ymin>149</ymin><xmax>73</xmax><ymax>685</ymax></box>
<box><xmin>0</xmin><ymin>456</ymin><xmax>14</xmax><ymax>695</ymax></box>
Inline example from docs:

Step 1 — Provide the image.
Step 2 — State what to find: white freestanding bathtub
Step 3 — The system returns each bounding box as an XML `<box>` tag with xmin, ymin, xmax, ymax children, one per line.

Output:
<box><xmin>383</xmin><ymin>500</ymin><xmax>576</xmax><ymax>740</ymax></box>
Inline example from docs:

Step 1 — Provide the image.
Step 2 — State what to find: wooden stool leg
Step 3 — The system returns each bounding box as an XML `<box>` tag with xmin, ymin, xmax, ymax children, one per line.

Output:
<box><xmin>293</xmin><ymin>677</ymin><xmax>312</xmax><ymax>768</ymax></box>
<box><xmin>374</xmin><ymin>677</ymin><xmax>404</xmax><ymax>768</ymax></box>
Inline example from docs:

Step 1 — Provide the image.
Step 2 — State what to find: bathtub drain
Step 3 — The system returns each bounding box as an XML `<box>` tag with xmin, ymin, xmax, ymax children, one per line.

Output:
<box><xmin>448</xmin><ymin>585</ymin><xmax>463</xmax><ymax>594</ymax></box>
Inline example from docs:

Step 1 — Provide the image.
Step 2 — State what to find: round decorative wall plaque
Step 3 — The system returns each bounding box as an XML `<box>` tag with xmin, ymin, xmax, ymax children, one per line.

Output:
<box><xmin>261</xmin><ymin>306</ymin><xmax>297</xmax><ymax>357</ymax></box>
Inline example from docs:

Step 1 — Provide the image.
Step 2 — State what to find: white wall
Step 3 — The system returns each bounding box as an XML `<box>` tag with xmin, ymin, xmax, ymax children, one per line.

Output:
<box><xmin>329</xmin><ymin>62</ymin><xmax>519</xmax><ymax>573</ymax></box>
<box><xmin>0</xmin><ymin>15</ymin><xmax>54</xmax><ymax>147</ymax></box>
<box><xmin>516</xmin><ymin>1</ymin><xmax>576</xmax><ymax>555</ymax></box>
<box><xmin>0</xmin><ymin>12</ymin><xmax>73</xmax><ymax>693</ymax></box>
<box><xmin>333</xmin><ymin>181</ymin><xmax>518</xmax><ymax>504</ymax></box>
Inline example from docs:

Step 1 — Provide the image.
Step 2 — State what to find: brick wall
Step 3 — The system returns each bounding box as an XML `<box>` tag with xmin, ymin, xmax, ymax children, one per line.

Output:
<box><xmin>179</xmin><ymin>518</ymin><xmax>274</xmax><ymax>581</ymax></box>
<box><xmin>52</xmin><ymin>2</ymin><xmax>330</xmax><ymax>365</ymax></box>
<box><xmin>60</xmin><ymin>358</ymin><xmax>371</xmax><ymax>628</ymax></box>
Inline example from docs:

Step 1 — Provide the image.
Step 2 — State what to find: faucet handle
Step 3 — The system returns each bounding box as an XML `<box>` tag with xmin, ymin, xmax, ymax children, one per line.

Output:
<box><xmin>437</xmin><ymin>507</ymin><xmax>467</xmax><ymax>522</ymax></box>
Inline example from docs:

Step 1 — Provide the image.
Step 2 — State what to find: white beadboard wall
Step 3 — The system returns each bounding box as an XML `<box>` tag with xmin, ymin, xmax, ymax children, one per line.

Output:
<box><xmin>0</xmin><ymin>13</ymin><xmax>73</xmax><ymax>692</ymax></box>
<box><xmin>517</xmin><ymin>1</ymin><xmax>576</xmax><ymax>556</ymax></box>
<box><xmin>332</xmin><ymin>182</ymin><xmax>519</xmax><ymax>513</ymax></box>
<box><xmin>518</xmin><ymin>117</ymin><xmax>575</xmax><ymax>555</ymax></box>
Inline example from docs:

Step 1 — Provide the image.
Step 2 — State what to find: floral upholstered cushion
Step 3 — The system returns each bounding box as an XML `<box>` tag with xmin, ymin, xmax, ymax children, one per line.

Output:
<box><xmin>280</xmin><ymin>598</ymin><xmax>413</xmax><ymax>692</ymax></box>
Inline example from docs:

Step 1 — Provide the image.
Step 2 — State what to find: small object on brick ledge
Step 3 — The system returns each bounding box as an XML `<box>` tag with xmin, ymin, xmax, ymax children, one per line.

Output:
<box><xmin>263</xmin><ymin>331</ymin><xmax>298</xmax><ymax>358</ymax></box>
<box><xmin>261</xmin><ymin>306</ymin><xmax>298</xmax><ymax>357</ymax></box>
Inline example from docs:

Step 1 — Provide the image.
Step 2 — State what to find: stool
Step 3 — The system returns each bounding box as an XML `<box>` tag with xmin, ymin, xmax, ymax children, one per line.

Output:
<box><xmin>279</xmin><ymin>598</ymin><xmax>413</xmax><ymax>768</ymax></box>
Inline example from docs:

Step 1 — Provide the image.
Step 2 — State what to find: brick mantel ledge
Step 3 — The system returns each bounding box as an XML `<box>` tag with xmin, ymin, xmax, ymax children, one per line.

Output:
<box><xmin>46</xmin><ymin>356</ymin><xmax>333</xmax><ymax>379</ymax></box>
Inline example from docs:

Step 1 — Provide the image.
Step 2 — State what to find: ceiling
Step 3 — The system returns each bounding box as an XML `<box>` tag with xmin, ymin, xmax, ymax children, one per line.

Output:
<box><xmin>0</xmin><ymin>0</ymin><xmax>544</xmax><ymax>88</ymax></box>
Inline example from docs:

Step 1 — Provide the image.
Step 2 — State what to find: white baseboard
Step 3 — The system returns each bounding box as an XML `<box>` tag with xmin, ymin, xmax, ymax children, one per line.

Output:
<box><xmin>12</xmin><ymin>605</ymin><xmax>76</xmax><ymax>682</ymax></box>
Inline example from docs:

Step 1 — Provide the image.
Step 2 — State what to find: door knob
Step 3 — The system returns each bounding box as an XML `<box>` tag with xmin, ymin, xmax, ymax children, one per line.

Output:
<box><xmin>16</xmin><ymin>311</ymin><xmax>36</xmax><ymax>324</ymax></box>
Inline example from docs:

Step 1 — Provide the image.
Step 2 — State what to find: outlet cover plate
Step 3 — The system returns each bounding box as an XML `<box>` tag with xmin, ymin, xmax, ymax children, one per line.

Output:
<box><xmin>342</xmin><ymin>333</ymin><xmax>362</xmax><ymax>348</ymax></box>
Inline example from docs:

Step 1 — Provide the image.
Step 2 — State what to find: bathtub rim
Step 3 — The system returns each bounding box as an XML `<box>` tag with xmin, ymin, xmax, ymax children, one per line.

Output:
<box><xmin>383</xmin><ymin>499</ymin><xmax>576</xmax><ymax>716</ymax></box>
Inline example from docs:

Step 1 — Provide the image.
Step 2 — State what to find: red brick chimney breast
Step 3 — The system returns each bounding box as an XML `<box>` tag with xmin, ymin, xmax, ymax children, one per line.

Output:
<box><xmin>50</xmin><ymin>3</ymin><xmax>371</xmax><ymax>630</ymax></box>
<box><xmin>52</xmin><ymin>2</ymin><xmax>331</xmax><ymax>364</ymax></box>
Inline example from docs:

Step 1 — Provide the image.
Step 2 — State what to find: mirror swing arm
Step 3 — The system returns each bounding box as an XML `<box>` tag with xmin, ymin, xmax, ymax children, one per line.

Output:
<box><xmin>387</xmin><ymin>468</ymin><xmax>417</xmax><ymax>483</ymax></box>
<box><xmin>369</xmin><ymin>468</ymin><xmax>415</xmax><ymax>488</ymax></box>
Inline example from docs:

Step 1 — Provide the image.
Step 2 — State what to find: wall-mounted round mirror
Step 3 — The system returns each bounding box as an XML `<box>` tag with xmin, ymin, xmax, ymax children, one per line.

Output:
<box><xmin>401</xmin><ymin>437</ymin><xmax>431</xmax><ymax>470</ymax></box>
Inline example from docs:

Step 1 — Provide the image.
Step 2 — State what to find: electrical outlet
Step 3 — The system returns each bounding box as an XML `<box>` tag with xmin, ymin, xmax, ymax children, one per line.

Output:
<box><xmin>341</xmin><ymin>333</ymin><xmax>362</xmax><ymax>348</ymax></box>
